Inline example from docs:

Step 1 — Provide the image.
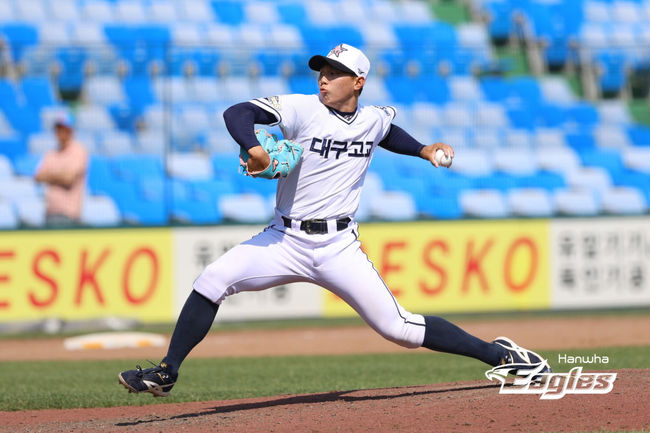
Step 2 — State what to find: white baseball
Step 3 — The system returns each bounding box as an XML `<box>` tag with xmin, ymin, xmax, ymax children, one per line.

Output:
<box><xmin>434</xmin><ymin>149</ymin><xmax>452</xmax><ymax>167</ymax></box>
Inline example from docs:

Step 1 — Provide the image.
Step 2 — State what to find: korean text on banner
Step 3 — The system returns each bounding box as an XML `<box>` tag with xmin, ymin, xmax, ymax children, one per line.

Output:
<box><xmin>552</xmin><ymin>217</ymin><xmax>650</xmax><ymax>308</ymax></box>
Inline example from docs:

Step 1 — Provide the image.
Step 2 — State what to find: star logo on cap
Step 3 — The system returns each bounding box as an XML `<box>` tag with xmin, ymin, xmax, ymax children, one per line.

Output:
<box><xmin>329</xmin><ymin>44</ymin><xmax>347</xmax><ymax>58</ymax></box>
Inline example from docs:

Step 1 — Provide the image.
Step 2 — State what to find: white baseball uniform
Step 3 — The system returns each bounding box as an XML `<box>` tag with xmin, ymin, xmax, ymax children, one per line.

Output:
<box><xmin>193</xmin><ymin>94</ymin><xmax>427</xmax><ymax>348</ymax></box>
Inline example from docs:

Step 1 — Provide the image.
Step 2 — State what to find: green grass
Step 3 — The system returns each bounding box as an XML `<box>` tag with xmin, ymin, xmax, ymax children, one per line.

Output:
<box><xmin>629</xmin><ymin>99</ymin><xmax>650</xmax><ymax>126</ymax></box>
<box><xmin>0</xmin><ymin>346</ymin><xmax>647</xmax><ymax>411</ymax></box>
<box><xmin>430</xmin><ymin>0</ymin><xmax>470</xmax><ymax>25</ymax></box>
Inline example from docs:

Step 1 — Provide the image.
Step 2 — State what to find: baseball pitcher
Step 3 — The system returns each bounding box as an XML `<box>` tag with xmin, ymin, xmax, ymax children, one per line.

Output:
<box><xmin>119</xmin><ymin>44</ymin><xmax>551</xmax><ymax>397</ymax></box>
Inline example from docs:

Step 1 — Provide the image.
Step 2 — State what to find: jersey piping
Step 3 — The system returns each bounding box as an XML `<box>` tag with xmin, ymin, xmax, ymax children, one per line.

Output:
<box><xmin>251</xmin><ymin>98</ymin><xmax>282</xmax><ymax>126</ymax></box>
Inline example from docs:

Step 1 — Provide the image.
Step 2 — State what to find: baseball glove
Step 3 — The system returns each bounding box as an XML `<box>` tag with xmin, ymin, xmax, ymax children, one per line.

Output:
<box><xmin>239</xmin><ymin>129</ymin><xmax>303</xmax><ymax>179</ymax></box>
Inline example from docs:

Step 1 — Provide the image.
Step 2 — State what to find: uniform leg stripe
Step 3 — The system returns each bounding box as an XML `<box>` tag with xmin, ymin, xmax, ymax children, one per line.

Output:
<box><xmin>361</xmin><ymin>250</ymin><xmax>425</xmax><ymax>328</ymax></box>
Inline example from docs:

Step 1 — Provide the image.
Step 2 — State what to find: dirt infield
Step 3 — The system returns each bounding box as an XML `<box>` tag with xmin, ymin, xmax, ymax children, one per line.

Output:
<box><xmin>2</xmin><ymin>370</ymin><xmax>648</xmax><ymax>433</ymax></box>
<box><xmin>2</xmin><ymin>315</ymin><xmax>650</xmax><ymax>361</ymax></box>
<box><xmin>1</xmin><ymin>314</ymin><xmax>649</xmax><ymax>432</ymax></box>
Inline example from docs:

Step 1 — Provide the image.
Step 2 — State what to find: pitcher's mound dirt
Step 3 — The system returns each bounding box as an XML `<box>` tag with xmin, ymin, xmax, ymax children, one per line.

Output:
<box><xmin>2</xmin><ymin>369</ymin><xmax>647</xmax><ymax>433</ymax></box>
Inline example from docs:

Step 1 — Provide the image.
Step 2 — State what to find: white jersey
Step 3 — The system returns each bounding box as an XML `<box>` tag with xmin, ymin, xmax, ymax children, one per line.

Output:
<box><xmin>250</xmin><ymin>94</ymin><xmax>395</xmax><ymax>221</ymax></box>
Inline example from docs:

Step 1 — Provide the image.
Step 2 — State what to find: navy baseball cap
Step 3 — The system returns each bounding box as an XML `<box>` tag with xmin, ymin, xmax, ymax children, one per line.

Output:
<box><xmin>309</xmin><ymin>43</ymin><xmax>370</xmax><ymax>78</ymax></box>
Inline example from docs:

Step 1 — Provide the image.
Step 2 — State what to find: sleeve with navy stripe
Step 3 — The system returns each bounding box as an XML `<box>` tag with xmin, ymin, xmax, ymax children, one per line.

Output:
<box><xmin>222</xmin><ymin>102</ymin><xmax>278</xmax><ymax>151</ymax></box>
<box><xmin>250</xmin><ymin>97</ymin><xmax>282</xmax><ymax>126</ymax></box>
<box><xmin>378</xmin><ymin>124</ymin><xmax>425</xmax><ymax>157</ymax></box>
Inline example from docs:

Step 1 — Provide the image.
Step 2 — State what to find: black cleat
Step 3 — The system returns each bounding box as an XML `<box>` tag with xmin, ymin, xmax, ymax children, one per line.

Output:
<box><xmin>118</xmin><ymin>361</ymin><xmax>177</xmax><ymax>397</ymax></box>
<box><xmin>493</xmin><ymin>336</ymin><xmax>552</xmax><ymax>380</ymax></box>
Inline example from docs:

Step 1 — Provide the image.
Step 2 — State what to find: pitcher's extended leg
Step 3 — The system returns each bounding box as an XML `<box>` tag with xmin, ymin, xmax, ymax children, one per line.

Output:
<box><xmin>318</xmin><ymin>236</ymin><xmax>505</xmax><ymax>365</ymax></box>
<box><xmin>162</xmin><ymin>290</ymin><xmax>219</xmax><ymax>375</ymax></box>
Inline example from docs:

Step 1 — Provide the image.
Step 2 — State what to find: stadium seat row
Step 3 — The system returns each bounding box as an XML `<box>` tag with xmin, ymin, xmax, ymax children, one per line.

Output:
<box><xmin>474</xmin><ymin>0</ymin><xmax>650</xmax><ymax>93</ymax></box>
<box><xmin>1</xmin><ymin>183</ymin><xmax>646</xmax><ymax>229</ymax></box>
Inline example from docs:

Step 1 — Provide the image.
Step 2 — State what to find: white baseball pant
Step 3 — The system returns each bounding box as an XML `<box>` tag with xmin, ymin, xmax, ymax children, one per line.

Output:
<box><xmin>193</xmin><ymin>213</ymin><xmax>426</xmax><ymax>348</ymax></box>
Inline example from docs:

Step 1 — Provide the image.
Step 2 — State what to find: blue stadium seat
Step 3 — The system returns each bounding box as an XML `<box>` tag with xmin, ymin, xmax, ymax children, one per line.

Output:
<box><xmin>419</xmin><ymin>76</ymin><xmax>451</xmax><ymax>104</ymax></box>
<box><xmin>0</xmin><ymin>23</ymin><xmax>39</xmax><ymax>61</ymax></box>
<box><xmin>171</xmin><ymin>199</ymin><xmax>222</xmax><ymax>224</ymax></box>
<box><xmin>566</xmin><ymin>132</ymin><xmax>596</xmax><ymax>152</ymax></box>
<box><xmin>595</xmin><ymin>51</ymin><xmax>627</xmax><ymax>95</ymax></box>
<box><xmin>511</xmin><ymin>77</ymin><xmax>543</xmax><ymax>104</ymax></box>
<box><xmin>103</xmin><ymin>24</ymin><xmax>136</xmax><ymax>46</ymax></box>
<box><xmin>20</xmin><ymin>77</ymin><xmax>56</xmax><ymax>111</ymax></box>
<box><xmin>579</xmin><ymin>148</ymin><xmax>625</xmax><ymax>175</ymax></box>
<box><xmin>124</xmin><ymin>77</ymin><xmax>156</xmax><ymax>111</ymax></box>
<box><xmin>0</xmin><ymin>137</ymin><xmax>26</xmax><ymax>161</ymax></box>
<box><xmin>0</xmin><ymin>79</ymin><xmax>19</xmax><ymax>110</ymax></box>
<box><xmin>136</xmin><ymin>24</ymin><xmax>171</xmax><ymax>58</ymax></box>
<box><xmin>393</xmin><ymin>22</ymin><xmax>457</xmax><ymax>54</ymax></box>
<box><xmin>378</xmin><ymin>50</ymin><xmax>411</xmax><ymax>76</ymax></box>
<box><xmin>56</xmin><ymin>47</ymin><xmax>86</xmax><ymax>92</ymax></box>
<box><xmin>385</xmin><ymin>175</ymin><xmax>427</xmax><ymax>204</ymax></box>
<box><xmin>554</xmin><ymin>189</ymin><xmax>601</xmax><ymax>216</ymax></box>
<box><xmin>194</xmin><ymin>49</ymin><xmax>221</xmax><ymax>76</ymax></box>
<box><xmin>627</xmin><ymin>125</ymin><xmax>650</xmax><ymax>146</ymax></box>
<box><xmin>87</xmin><ymin>155</ymin><xmax>114</xmax><ymax>195</ymax></box>
<box><xmin>235</xmin><ymin>174</ymin><xmax>277</xmax><ymax>197</ymax></box>
<box><xmin>16</xmin><ymin>196</ymin><xmax>46</xmax><ymax>227</ymax></box>
<box><xmin>0</xmin><ymin>199</ymin><xmax>19</xmax><ymax>229</ymax></box>
<box><xmin>299</xmin><ymin>25</ymin><xmax>364</xmax><ymax>54</ymax></box>
<box><xmin>18</xmin><ymin>46</ymin><xmax>53</xmax><ymax>78</ymax></box>
<box><xmin>566</xmin><ymin>103</ymin><xmax>599</xmax><ymax>128</ymax></box>
<box><xmin>518</xmin><ymin>171</ymin><xmax>566</xmax><ymax>191</ymax></box>
<box><xmin>483</xmin><ymin>77</ymin><xmax>543</xmax><ymax>106</ymax></box>
<box><xmin>211</xmin><ymin>1</ymin><xmax>245</xmax><ymax>25</ymax></box>
<box><xmin>474</xmin><ymin>172</ymin><xmax>520</xmax><ymax>191</ymax></box>
<box><xmin>94</xmin><ymin>183</ymin><xmax>159</xmax><ymax>225</ymax></box>
<box><xmin>622</xmin><ymin>146</ymin><xmax>650</xmax><ymax>176</ymax></box>
<box><xmin>119</xmin><ymin>46</ymin><xmax>152</xmax><ymax>76</ymax></box>
<box><xmin>189</xmin><ymin>179</ymin><xmax>238</xmax><ymax>202</ymax></box>
<box><xmin>524</xmin><ymin>2</ymin><xmax>582</xmax><ymax>68</ymax></box>
<box><xmin>369</xmin><ymin>190</ymin><xmax>417</xmax><ymax>221</ymax></box>
<box><xmin>416</xmin><ymin>193</ymin><xmax>462</xmax><ymax>219</ymax></box>
<box><xmin>122</xmin><ymin>199</ymin><xmax>167</xmax><ymax>226</ymax></box>
<box><xmin>288</xmin><ymin>76</ymin><xmax>317</xmax><ymax>94</ymax></box>
<box><xmin>277</xmin><ymin>3</ymin><xmax>307</xmax><ymax>24</ymax></box>
<box><xmin>446</xmin><ymin>49</ymin><xmax>481</xmax><ymax>75</ymax></box>
<box><xmin>112</xmin><ymin>154</ymin><xmax>163</xmax><ymax>183</ymax></box>
<box><xmin>0</xmin><ymin>154</ymin><xmax>12</xmax><ymax>179</ymax></box>
<box><xmin>138</xmin><ymin>177</ymin><xmax>192</xmax><ymax>205</ymax></box>
<box><xmin>385</xmin><ymin>76</ymin><xmax>418</xmax><ymax>104</ymax></box>
<box><xmin>506</xmin><ymin>106</ymin><xmax>535</xmax><ymax>130</ymax></box>
<box><xmin>166</xmin><ymin>47</ymin><xmax>198</xmax><ymax>76</ymax></box>
<box><xmin>81</xmin><ymin>195</ymin><xmax>121</xmax><ymax>227</ymax></box>
<box><xmin>482</xmin><ymin>2</ymin><xmax>514</xmax><ymax>41</ymax></box>
<box><xmin>12</xmin><ymin>153</ymin><xmax>41</xmax><ymax>176</ymax></box>
<box><xmin>425</xmin><ymin>172</ymin><xmax>474</xmax><ymax>197</ymax></box>
<box><xmin>479</xmin><ymin>77</ymin><xmax>509</xmax><ymax>102</ymax></box>
<box><xmin>460</xmin><ymin>189</ymin><xmax>509</xmax><ymax>218</ymax></box>
<box><xmin>508</xmin><ymin>188</ymin><xmax>554</xmax><ymax>217</ymax></box>
<box><xmin>254</xmin><ymin>51</ymin><xmax>294</xmax><ymax>76</ymax></box>
<box><xmin>537</xmin><ymin>104</ymin><xmax>566</xmax><ymax>127</ymax></box>
<box><xmin>108</xmin><ymin>104</ymin><xmax>138</xmax><ymax>132</ymax></box>
<box><xmin>601</xmin><ymin>186</ymin><xmax>647</xmax><ymax>215</ymax></box>
<box><xmin>611</xmin><ymin>170</ymin><xmax>650</xmax><ymax>203</ymax></box>
<box><xmin>2</xmin><ymin>104</ymin><xmax>40</xmax><ymax>135</ymax></box>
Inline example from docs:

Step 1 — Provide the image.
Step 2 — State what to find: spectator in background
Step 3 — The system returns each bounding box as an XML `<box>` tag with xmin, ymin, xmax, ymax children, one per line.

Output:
<box><xmin>35</xmin><ymin>113</ymin><xmax>88</xmax><ymax>227</ymax></box>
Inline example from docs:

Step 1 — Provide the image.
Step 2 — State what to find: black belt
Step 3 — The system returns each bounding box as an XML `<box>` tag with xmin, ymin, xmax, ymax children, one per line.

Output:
<box><xmin>282</xmin><ymin>216</ymin><xmax>351</xmax><ymax>235</ymax></box>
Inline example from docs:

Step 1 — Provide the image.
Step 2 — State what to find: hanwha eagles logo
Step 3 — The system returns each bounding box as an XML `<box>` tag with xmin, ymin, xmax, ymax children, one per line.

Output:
<box><xmin>329</xmin><ymin>44</ymin><xmax>347</xmax><ymax>57</ymax></box>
